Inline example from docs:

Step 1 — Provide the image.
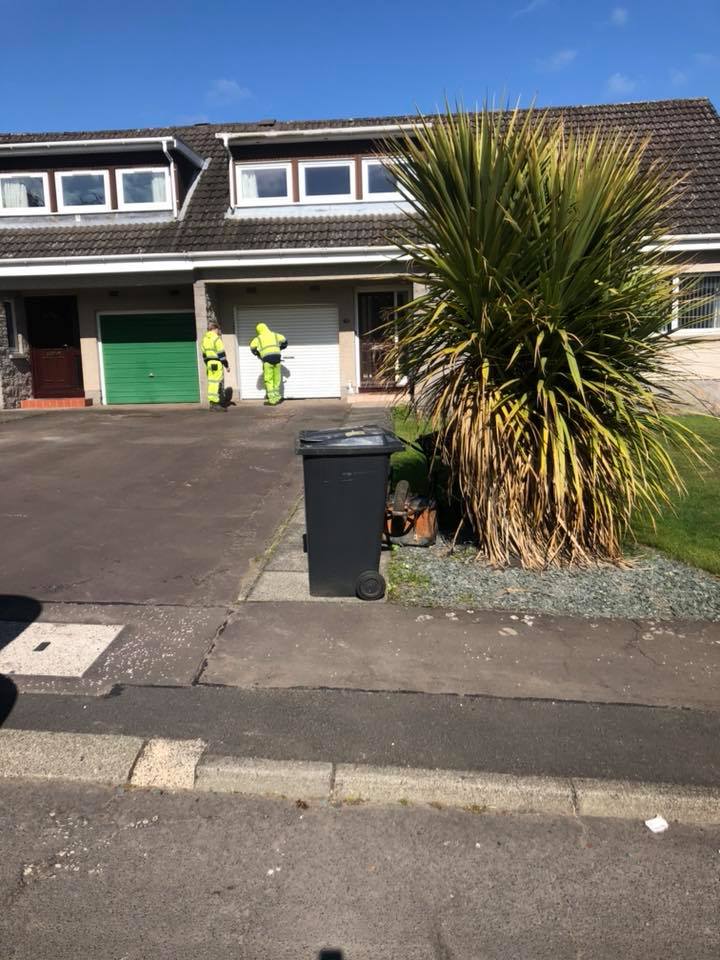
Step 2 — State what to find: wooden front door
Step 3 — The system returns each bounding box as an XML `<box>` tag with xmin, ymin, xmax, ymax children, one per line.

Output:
<box><xmin>26</xmin><ymin>296</ymin><xmax>84</xmax><ymax>398</ymax></box>
<box><xmin>357</xmin><ymin>290</ymin><xmax>409</xmax><ymax>391</ymax></box>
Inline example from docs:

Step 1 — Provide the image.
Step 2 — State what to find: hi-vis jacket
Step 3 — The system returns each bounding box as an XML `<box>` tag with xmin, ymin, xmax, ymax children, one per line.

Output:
<box><xmin>250</xmin><ymin>323</ymin><xmax>287</xmax><ymax>363</ymax></box>
<box><xmin>201</xmin><ymin>330</ymin><xmax>228</xmax><ymax>367</ymax></box>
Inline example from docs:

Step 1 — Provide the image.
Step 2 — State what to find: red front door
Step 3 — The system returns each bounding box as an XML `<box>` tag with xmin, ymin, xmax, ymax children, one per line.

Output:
<box><xmin>25</xmin><ymin>296</ymin><xmax>84</xmax><ymax>398</ymax></box>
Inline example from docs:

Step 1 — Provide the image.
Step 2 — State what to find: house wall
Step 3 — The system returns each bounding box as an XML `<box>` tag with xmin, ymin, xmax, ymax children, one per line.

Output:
<box><xmin>211</xmin><ymin>279</ymin><xmax>410</xmax><ymax>396</ymax></box>
<box><xmin>0</xmin><ymin>299</ymin><xmax>32</xmax><ymax>409</ymax></box>
<box><xmin>666</xmin><ymin>259</ymin><xmax>720</xmax><ymax>413</ymax></box>
<box><xmin>80</xmin><ymin>286</ymin><xmax>195</xmax><ymax>402</ymax></box>
<box><xmin>7</xmin><ymin>284</ymin><xmax>194</xmax><ymax>404</ymax></box>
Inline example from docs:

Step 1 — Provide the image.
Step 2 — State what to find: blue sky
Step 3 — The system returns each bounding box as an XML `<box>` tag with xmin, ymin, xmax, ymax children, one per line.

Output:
<box><xmin>1</xmin><ymin>0</ymin><xmax>719</xmax><ymax>132</ymax></box>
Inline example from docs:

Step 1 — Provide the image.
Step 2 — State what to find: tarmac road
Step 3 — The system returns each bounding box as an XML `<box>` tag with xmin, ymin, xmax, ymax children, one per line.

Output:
<box><xmin>0</xmin><ymin>779</ymin><xmax>718</xmax><ymax>960</ymax></box>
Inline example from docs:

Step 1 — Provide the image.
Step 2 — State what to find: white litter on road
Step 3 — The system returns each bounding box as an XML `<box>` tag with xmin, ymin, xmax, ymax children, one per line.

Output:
<box><xmin>0</xmin><ymin>622</ymin><xmax>123</xmax><ymax>677</ymax></box>
<box><xmin>645</xmin><ymin>815</ymin><xmax>669</xmax><ymax>834</ymax></box>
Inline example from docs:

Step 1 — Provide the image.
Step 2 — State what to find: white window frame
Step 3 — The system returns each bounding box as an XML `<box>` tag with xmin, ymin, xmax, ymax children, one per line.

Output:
<box><xmin>299</xmin><ymin>159</ymin><xmax>355</xmax><ymax>203</ymax></box>
<box><xmin>233</xmin><ymin>162</ymin><xmax>293</xmax><ymax>207</ymax></box>
<box><xmin>115</xmin><ymin>166</ymin><xmax>172</xmax><ymax>211</ymax></box>
<box><xmin>55</xmin><ymin>169</ymin><xmax>111</xmax><ymax>213</ymax></box>
<box><xmin>672</xmin><ymin>272</ymin><xmax>720</xmax><ymax>337</ymax></box>
<box><xmin>361</xmin><ymin>158</ymin><xmax>403</xmax><ymax>201</ymax></box>
<box><xmin>0</xmin><ymin>171</ymin><xmax>50</xmax><ymax>216</ymax></box>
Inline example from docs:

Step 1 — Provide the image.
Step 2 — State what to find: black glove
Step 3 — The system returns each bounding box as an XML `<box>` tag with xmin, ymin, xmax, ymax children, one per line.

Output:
<box><xmin>222</xmin><ymin>359</ymin><xmax>229</xmax><ymax>370</ymax></box>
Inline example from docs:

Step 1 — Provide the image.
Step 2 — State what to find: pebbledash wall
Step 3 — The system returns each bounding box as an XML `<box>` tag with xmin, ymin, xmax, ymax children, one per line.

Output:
<box><xmin>0</xmin><ymin>300</ymin><xmax>32</xmax><ymax>409</ymax></box>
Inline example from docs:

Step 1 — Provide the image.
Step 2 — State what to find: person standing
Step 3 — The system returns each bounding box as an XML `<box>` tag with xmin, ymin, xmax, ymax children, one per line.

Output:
<box><xmin>249</xmin><ymin>322</ymin><xmax>287</xmax><ymax>405</ymax></box>
<box><xmin>201</xmin><ymin>322</ymin><xmax>229</xmax><ymax>411</ymax></box>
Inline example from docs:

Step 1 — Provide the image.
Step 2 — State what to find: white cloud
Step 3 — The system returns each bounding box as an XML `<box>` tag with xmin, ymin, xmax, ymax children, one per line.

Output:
<box><xmin>512</xmin><ymin>0</ymin><xmax>547</xmax><ymax>18</ymax></box>
<box><xmin>206</xmin><ymin>79</ymin><xmax>252</xmax><ymax>106</ymax></box>
<box><xmin>610</xmin><ymin>6</ymin><xmax>628</xmax><ymax>26</ymax></box>
<box><xmin>694</xmin><ymin>52</ymin><xmax>719</xmax><ymax>67</ymax></box>
<box><xmin>537</xmin><ymin>49</ymin><xmax>578</xmax><ymax>72</ymax></box>
<box><xmin>607</xmin><ymin>72</ymin><xmax>636</xmax><ymax>94</ymax></box>
<box><xmin>670</xmin><ymin>68</ymin><xmax>688</xmax><ymax>87</ymax></box>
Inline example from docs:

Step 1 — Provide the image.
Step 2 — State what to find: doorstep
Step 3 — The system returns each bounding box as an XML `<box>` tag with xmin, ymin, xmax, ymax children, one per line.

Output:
<box><xmin>20</xmin><ymin>397</ymin><xmax>93</xmax><ymax>409</ymax></box>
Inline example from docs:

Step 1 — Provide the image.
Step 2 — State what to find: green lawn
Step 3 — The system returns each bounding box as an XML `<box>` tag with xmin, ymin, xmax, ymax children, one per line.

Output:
<box><xmin>631</xmin><ymin>414</ymin><xmax>720</xmax><ymax>575</ymax></box>
<box><xmin>391</xmin><ymin>408</ymin><xmax>720</xmax><ymax>576</ymax></box>
<box><xmin>390</xmin><ymin>406</ymin><xmax>432</xmax><ymax>496</ymax></box>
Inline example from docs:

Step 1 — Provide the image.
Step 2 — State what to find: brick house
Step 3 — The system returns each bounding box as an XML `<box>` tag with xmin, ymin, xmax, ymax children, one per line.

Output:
<box><xmin>1</xmin><ymin>97</ymin><xmax>719</xmax><ymax>410</ymax></box>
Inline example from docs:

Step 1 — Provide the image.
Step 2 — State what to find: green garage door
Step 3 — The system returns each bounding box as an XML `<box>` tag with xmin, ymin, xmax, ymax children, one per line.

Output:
<box><xmin>100</xmin><ymin>313</ymin><xmax>200</xmax><ymax>404</ymax></box>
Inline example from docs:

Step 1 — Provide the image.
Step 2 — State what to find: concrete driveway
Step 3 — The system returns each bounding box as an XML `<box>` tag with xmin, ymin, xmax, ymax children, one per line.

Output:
<box><xmin>0</xmin><ymin>402</ymin><xmax>346</xmax><ymax>607</ymax></box>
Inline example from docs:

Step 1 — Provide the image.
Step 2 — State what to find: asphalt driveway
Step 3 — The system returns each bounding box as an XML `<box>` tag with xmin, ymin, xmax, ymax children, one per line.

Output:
<box><xmin>0</xmin><ymin>402</ymin><xmax>346</xmax><ymax>607</ymax></box>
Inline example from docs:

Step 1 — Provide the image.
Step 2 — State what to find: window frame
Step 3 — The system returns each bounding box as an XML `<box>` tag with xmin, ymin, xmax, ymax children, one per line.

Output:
<box><xmin>0</xmin><ymin>171</ymin><xmax>50</xmax><ymax>216</ymax></box>
<box><xmin>298</xmin><ymin>159</ymin><xmax>355</xmax><ymax>203</ymax></box>
<box><xmin>115</xmin><ymin>166</ymin><xmax>172</xmax><ymax>211</ymax></box>
<box><xmin>2</xmin><ymin>298</ymin><xmax>21</xmax><ymax>353</ymax></box>
<box><xmin>673</xmin><ymin>272</ymin><xmax>720</xmax><ymax>336</ymax></box>
<box><xmin>361</xmin><ymin>157</ymin><xmax>403</xmax><ymax>201</ymax></box>
<box><xmin>233</xmin><ymin>161</ymin><xmax>293</xmax><ymax>207</ymax></box>
<box><xmin>55</xmin><ymin>168</ymin><xmax>111</xmax><ymax>213</ymax></box>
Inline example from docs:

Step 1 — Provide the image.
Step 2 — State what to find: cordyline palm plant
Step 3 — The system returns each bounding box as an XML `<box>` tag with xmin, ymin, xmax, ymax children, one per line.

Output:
<box><xmin>383</xmin><ymin>105</ymin><xmax>701</xmax><ymax>568</ymax></box>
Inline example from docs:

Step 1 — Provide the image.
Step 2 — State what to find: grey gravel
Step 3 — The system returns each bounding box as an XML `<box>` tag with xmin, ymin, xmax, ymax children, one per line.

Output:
<box><xmin>388</xmin><ymin>545</ymin><xmax>720</xmax><ymax>620</ymax></box>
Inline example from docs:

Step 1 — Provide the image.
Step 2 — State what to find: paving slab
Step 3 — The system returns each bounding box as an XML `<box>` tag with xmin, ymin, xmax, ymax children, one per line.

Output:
<box><xmin>200</xmin><ymin>602</ymin><xmax>720</xmax><ymax>709</ymax></box>
<box><xmin>0</xmin><ymin>601</ymin><xmax>228</xmax><ymax>696</ymax></box>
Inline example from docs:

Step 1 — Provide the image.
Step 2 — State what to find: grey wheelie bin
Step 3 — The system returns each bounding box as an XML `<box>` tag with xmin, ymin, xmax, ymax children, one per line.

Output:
<box><xmin>296</xmin><ymin>425</ymin><xmax>404</xmax><ymax>600</ymax></box>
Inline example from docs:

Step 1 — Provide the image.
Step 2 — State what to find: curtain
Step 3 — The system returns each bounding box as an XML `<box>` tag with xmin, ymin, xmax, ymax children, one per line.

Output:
<box><xmin>240</xmin><ymin>169</ymin><xmax>259</xmax><ymax>199</ymax></box>
<box><xmin>151</xmin><ymin>171</ymin><xmax>166</xmax><ymax>203</ymax></box>
<box><xmin>2</xmin><ymin>180</ymin><xmax>29</xmax><ymax>208</ymax></box>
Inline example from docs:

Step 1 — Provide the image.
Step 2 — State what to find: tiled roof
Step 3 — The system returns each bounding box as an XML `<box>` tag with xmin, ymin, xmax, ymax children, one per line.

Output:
<box><xmin>1</xmin><ymin>98</ymin><xmax>719</xmax><ymax>262</ymax></box>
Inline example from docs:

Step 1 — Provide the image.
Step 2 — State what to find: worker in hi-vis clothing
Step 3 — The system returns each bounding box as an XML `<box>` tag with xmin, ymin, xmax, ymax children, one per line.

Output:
<box><xmin>201</xmin><ymin>322</ymin><xmax>229</xmax><ymax>411</ymax></box>
<box><xmin>250</xmin><ymin>322</ymin><xmax>288</xmax><ymax>405</ymax></box>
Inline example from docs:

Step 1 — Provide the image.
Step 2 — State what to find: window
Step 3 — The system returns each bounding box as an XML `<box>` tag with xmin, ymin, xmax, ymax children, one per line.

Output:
<box><xmin>362</xmin><ymin>158</ymin><xmax>402</xmax><ymax>200</ymax></box>
<box><xmin>0</xmin><ymin>172</ymin><xmax>49</xmax><ymax>215</ymax></box>
<box><xmin>234</xmin><ymin>162</ymin><xmax>292</xmax><ymax>206</ymax></box>
<box><xmin>678</xmin><ymin>274</ymin><xmax>720</xmax><ymax>331</ymax></box>
<box><xmin>299</xmin><ymin>160</ymin><xmax>354</xmax><ymax>202</ymax></box>
<box><xmin>2</xmin><ymin>300</ymin><xmax>18</xmax><ymax>352</ymax></box>
<box><xmin>116</xmin><ymin>167</ymin><xmax>171</xmax><ymax>210</ymax></box>
<box><xmin>56</xmin><ymin>170</ymin><xmax>110</xmax><ymax>212</ymax></box>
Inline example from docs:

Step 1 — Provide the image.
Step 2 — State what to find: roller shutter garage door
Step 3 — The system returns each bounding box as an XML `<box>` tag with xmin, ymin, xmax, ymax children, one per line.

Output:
<box><xmin>235</xmin><ymin>305</ymin><xmax>341</xmax><ymax>399</ymax></box>
<box><xmin>100</xmin><ymin>312</ymin><xmax>200</xmax><ymax>404</ymax></box>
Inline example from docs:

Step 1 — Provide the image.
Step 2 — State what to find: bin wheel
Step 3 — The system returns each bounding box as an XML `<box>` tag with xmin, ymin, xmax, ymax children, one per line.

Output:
<box><xmin>356</xmin><ymin>570</ymin><xmax>386</xmax><ymax>601</ymax></box>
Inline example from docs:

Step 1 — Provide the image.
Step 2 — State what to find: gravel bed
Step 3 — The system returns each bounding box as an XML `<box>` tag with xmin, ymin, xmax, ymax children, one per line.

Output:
<box><xmin>387</xmin><ymin>545</ymin><xmax>720</xmax><ymax>621</ymax></box>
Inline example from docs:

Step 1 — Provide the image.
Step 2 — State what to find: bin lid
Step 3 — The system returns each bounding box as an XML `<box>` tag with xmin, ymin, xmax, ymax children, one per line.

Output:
<box><xmin>296</xmin><ymin>424</ymin><xmax>405</xmax><ymax>456</ymax></box>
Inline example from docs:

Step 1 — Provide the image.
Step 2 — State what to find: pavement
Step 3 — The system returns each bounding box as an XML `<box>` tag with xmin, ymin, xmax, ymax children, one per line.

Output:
<box><xmin>1</xmin><ymin>402</ymin><xmax>720</xmax><ymax>817</ymax></box>
<box><xmin>0</xmin><ymin>779</ymin><xmax>719</xmax><ymax>959</ymax></box>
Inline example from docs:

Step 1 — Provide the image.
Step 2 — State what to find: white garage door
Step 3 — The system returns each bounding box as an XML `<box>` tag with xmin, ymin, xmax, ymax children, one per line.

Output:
<box><xmin>234</xmin><ymin>304</ymin><xmax>341</xmax><ymax>399</ymax></box>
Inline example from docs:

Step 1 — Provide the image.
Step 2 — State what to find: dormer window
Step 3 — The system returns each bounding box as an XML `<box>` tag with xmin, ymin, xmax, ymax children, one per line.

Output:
<box><xmin>116</xmin><ymin>167</ymin><xmax>172</xmax><ymax>210</ymax></box>
<box><xmin>0</xmin><ymin>172</ymin><xmax>49</xmax><ymax>215</ymax></box>
<box><xmin>299</xmin><ymin>160</ymin><xmax>355</xmax><ymax>203</ymax></box>
<box><xmin>362</xmin><ymin>158</ymin><xmax>402</xmax><ymax>200</ymax></box>
<box><xmin>235</xmin><ymin>162</ymin><xmax>292</xmax><ymax>206</ymax></box>
<box><xmin>56</xmin><ymin>170</ymin><xmax>110</xmax><ymax>213</ymax></box>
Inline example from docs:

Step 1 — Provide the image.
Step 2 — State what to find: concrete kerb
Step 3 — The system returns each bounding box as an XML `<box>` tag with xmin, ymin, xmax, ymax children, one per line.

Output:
<box><xmin>1</xmin><ymin>729</ymin><xmax>720</xmax><ymax>824</ymax></box>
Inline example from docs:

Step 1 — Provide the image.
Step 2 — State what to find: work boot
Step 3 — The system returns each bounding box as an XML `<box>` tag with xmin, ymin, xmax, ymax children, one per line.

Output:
<box><xmin>209</xmin><ymin>403</ymin><xmax>226</xmax><ymax>412</ymax></box>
